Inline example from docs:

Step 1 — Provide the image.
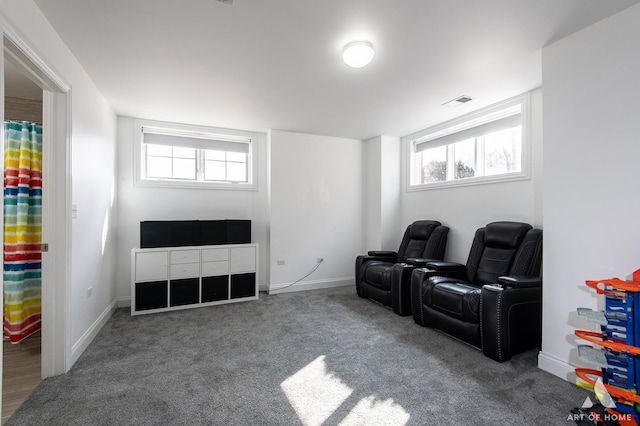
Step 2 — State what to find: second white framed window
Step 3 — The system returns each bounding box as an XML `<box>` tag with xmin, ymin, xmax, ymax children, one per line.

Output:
<box><xmin>406</xmin><ymin>93</ymin><xmax>530</xmax><ymax>190</ymax></box>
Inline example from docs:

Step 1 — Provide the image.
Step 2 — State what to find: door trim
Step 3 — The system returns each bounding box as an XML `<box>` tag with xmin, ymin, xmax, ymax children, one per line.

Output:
<box><xmin>2</xmin><ymin>23</ymin><xmax>72</xmax><ymax>378</ymax></box>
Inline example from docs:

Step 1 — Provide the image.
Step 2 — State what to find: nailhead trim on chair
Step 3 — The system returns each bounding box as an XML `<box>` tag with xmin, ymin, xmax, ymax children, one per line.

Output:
<box><xmin>480</xmin><ymin>288</ymin><xmax>505</xmax><ymax>361</ymax></box>
<box><xmin>496</xmin><ymin>290</ymin><xmax>504</xmax><ymax>361</ymax></box>
<box><xmin>419</xmin><ymin>275</ymin><xmax>425</xmax><ymax>325</ymax></box>
<box><xmin>479</xmin><ymin>293</ymin><xmax>484</xmax><ymax>351</ymax></box>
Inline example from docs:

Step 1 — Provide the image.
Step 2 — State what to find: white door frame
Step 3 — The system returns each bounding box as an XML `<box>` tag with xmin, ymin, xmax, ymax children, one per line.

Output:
<box><xmin>1</xmin><ymin>25</ymin><xmax>72</xmax><ymax>379</ymax></box>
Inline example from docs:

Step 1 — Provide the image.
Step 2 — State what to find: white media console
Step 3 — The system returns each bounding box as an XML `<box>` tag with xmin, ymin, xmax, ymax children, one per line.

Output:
<box><xmin>131</xmin><ymin>243</ymin><xmax>258</xmax><ymax>315</ymax></box>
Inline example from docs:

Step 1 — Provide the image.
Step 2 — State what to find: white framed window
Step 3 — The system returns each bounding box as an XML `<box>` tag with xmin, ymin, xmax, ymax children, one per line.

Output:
<box><xmin>134</xmin><ymin>119</ymin><xmax>260</xmax><ymax>190</ymax></box>
<box><xmin>404</xmin><ymin>93</ymin><xmax>530</xmax><ymax>191</ymax></box>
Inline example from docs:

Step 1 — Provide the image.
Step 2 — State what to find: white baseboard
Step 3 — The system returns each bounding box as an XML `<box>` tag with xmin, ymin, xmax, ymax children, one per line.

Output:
<box><xmin>70</xmin><ymin>299</ymin><xmax>117</xmax><ymax>366</ymax></box>
<box><xmin>116</xmin><ymin>296</ymin><xmax>131</xmax><ymax>308</ymax></box>
<box><xmin>268</xmin><ymin>276</ymin><xmax>353</xmax><ymax>295</ymax></box>
<box><xmin>538</xmin><ymin>351</ymin><xmax>577</xmax><ymax>383</ymax></box>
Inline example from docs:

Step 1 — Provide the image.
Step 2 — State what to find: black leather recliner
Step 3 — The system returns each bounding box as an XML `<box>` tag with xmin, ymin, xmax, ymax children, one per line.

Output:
<box><xmin>410</xmin><ymin>221</ymin><xmax>542</xmax><ymax>362</ymax></box>
<box><xmin>355</xmin><ymin>220</ymin><xmax>449</xmax><ymax>315</ymax></box>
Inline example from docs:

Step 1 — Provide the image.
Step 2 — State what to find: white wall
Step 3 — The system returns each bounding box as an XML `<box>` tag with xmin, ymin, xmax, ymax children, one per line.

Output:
<box><xmin>364</xmin><ymin>137</ymin><xmax>383</xmax><ymax>250</ymax></box>
<box><xmin>114</xmin><ymin>116</ymin><xmax>270</xmax><ymax>300</ymax></box>
<box><xmin>1</xmin><ymin>0</ymin><xmax>118</xmax><ymax>366</ymax></box>
<box><xmin>401</xmin><ymin>89</ymin><xmax>543</xmax><ymax>264</ymax></box>
<box><xmin>269</xmin><ymin>130</ymin><xmax>364</xmax><ymax>293</ymax></box>
<box><xmin>380</xmin><ymin>136</ymin><xmax>402</xmax><ymax>249</ymax></box>
<box><xmin>364</xmin><ymin>135</ymin><xmax>402</xmax><ymax>251</ymax></box>
<box><xmin>539</xmin><ymin>4</ymin><xmax>640</xmax><ymax>379</ymax></box>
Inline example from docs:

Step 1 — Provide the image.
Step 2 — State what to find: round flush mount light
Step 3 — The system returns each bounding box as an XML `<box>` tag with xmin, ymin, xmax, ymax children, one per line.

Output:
<box><xmin>342</xmin><ymin>40</ymin><xmax>375</xmax><ymax>68</ymax></box>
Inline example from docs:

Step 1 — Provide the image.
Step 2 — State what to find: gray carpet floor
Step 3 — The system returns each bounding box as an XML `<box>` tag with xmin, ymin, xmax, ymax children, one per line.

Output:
<box><xmin>7</xmin><ymin>286</ymin><xmax>587</xmax><ymax>425</ymax></box>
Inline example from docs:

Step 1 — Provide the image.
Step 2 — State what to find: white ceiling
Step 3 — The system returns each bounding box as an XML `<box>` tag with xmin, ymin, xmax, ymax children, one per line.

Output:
<box><xmin>26</xmin><ymin>0</ymin><xmax>640</xmax><ymax>140</ymax></box>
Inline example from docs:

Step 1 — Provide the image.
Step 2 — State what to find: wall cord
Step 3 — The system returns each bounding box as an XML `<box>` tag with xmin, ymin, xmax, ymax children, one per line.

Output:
<box><xmin>277</xmin><ymin>258</ymin><xmax>323</xmax><ymax>291</ymax></box>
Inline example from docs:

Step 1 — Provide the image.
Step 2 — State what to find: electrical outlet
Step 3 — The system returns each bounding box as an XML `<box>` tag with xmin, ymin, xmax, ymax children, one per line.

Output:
<box><xmin>87</xmin><ymin>287</ymin><xmax>93</xmax><ymax>297</ymax></box>
<box><xmin>277</xmin><ymin>259</ymin><xmax>286</xmax><ymax>266</ymax></box>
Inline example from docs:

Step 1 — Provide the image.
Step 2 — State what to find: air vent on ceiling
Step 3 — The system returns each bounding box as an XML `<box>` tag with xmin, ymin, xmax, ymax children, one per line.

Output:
<box><xmin>216</xmin><ymin>0</ymin><xmax>233</xmax><ymax>4</ymax></box>
<box><xmin>442</xmin><ymin>95</ymin><xmax>474</xmax><ymax>108</ymax></box>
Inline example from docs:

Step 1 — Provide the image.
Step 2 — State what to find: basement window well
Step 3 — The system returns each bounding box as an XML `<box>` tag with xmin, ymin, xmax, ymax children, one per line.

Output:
<box><xmin>134</xmin><ymin>119</ymin><xmax>261</xmax><ymax>190</ymax></box>
<box><xmin>404</xmin><ymin>92</ymin><xmax>530</xmax><ymax>191</ymax></box>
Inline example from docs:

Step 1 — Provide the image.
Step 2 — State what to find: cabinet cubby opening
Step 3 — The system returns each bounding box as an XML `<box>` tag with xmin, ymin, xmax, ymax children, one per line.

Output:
<box><xmin>135</xmin><ymin>281</ymin><xmax>168</xmax><ymax>311</ymax></box>
<box><xmin>231</xmin><ymin>273</ymin><xmax>256</xmax><ymax>299</ymax></box>
<box><xmin>170</xmin><ymin>278</ymin><xmax>200</xmax><ymax>307</ymax></box>
<box><xmin>202</xmin><ymin>276</ymin><xmax>229</xmax><ymax>302</ymax></box>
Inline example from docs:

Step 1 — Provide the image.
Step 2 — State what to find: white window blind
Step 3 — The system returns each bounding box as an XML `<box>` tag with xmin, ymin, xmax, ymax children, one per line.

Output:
<box><xmin>142</xmin><ymin>128</ymin><xmax>251</xmax><ymax>153</ymax></box>
<box><xmin>415</xmin><ymin>109</ymin><xmax>521</xmax><ymax>152</ymax></box>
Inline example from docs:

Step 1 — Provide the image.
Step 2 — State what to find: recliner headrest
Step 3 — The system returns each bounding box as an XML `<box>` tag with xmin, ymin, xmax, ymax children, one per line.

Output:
<box><xmin>483</xmin><ymin>221</ymin><xmax>532</xmax><ymax>248</ymax></box>
<box><xmin>409</xmin><ymin>220</ymin><xmax>441</xmax><ymax>240</ymax></box>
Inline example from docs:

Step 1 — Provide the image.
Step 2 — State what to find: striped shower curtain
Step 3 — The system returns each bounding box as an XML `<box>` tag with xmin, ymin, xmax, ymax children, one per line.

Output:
<box><xmin>3</xmin><ymin>121</ymin><xmax>43</xmax><ymax>344</ymax></box>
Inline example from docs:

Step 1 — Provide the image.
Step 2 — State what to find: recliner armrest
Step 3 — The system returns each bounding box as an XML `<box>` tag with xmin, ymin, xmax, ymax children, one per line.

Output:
<box><xmin>405</xmin><ymin>258</ymin><xmax>435</xmax><ymax>266</ymax></box>
<box><xmin>424</xmin><ymin>261</ymin><xmax>465</xmax><ymax>272</ymax></box>
<box><xmin>368</xmin><ymin>250</ymin><xmax>397</xmax><ymax>257</ymax></box>
<box><xmin>390</xmin><ymin>263</ymin><xmax>422</xmax><ymax>316</ymax></box>
<box><xmin>481</xmin><ymin>279</ymin><xmax>542</xmax><ymax>362</ymax></box>
<box><xmin>366</xmin><ymin>251</ymin><xmax>398</xmax><ymax>262</ymax></box>
<box><xmin>497</xmin><ymin>276</ymin><xmax>541</xmax><ymax>289</ymax></box>
<box><xmin>355</xmin><ymin>251</ymin><xmax>398</xmax><ymax>297</ymax></box>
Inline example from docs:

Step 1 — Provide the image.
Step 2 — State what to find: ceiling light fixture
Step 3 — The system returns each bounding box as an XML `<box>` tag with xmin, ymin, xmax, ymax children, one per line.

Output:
<box><xmin>342</xmin><ymin>41</ymin><xmax>375</xmax><ymax>68</ymax></box>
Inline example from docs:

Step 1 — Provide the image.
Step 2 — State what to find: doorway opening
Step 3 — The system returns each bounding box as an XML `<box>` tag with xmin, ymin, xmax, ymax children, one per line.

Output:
<box><xmin>1</xmin><ymin>28</ymin><xmax>71</xmax><ymax>422</ymax></box>
<box><xmin>2</xmin><ymin>59</ymin><xmax>43</xmax><ymax>422</ymax></box>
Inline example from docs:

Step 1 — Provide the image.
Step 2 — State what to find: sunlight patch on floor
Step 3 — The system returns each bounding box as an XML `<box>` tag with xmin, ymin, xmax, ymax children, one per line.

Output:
<box><xmin>339</xmin><ymin>395</ymin><xmax>410</xmax><ymax>425</ymax></box>
<box><xmin>281</xmin><ymin>355</ymin><xmax>353</xmax><ymax>426</ymax></box>
<box><xmin>281</xmin><ymin>355</ymin><xmax>410</xmax><ymax>426</ymax></box>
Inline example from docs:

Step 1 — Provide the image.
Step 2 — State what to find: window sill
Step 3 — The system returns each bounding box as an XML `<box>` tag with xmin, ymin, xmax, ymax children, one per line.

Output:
<box><xmin>134</xmin><ymin>177</ymin><xmax>258</xmax><ymax>191</ymax></box>
<box><xmin>406</xmin><ymin>171</ymin><xmax>529</xmax><ymax>192</ymax></box>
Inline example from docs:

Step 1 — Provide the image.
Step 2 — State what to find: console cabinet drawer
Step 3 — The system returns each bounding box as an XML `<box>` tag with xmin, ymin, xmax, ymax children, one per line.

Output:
<box><xmin>170</xmin><ymin>262</ymin><xmax>200</xmax><ymax>279</ymax></box>
<box><xmin>202</xmin><ymin>248</ymin><xmax>229</xmax><ymax>262</ymax></box>
<box><xmin>202</xmin><ymin>261</ymin><xmax>229</xmax><ymax>276</ymax></box>
<box><xmin>170</xmin><ymin>249</ymin><xmax>200</xmax><ymax>264</ymax></box>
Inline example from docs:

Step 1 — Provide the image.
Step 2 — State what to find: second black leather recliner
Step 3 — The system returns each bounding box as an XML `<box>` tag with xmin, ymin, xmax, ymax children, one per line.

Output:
<box><xmin>410</xmin><ymin>221</ymin><xmax>542</xmax><ymax>362</ymax></box>
<box><xmin>355</xmin><ymin>220</ymin><xmax>449</xmax><ymax>315</ymax></box>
